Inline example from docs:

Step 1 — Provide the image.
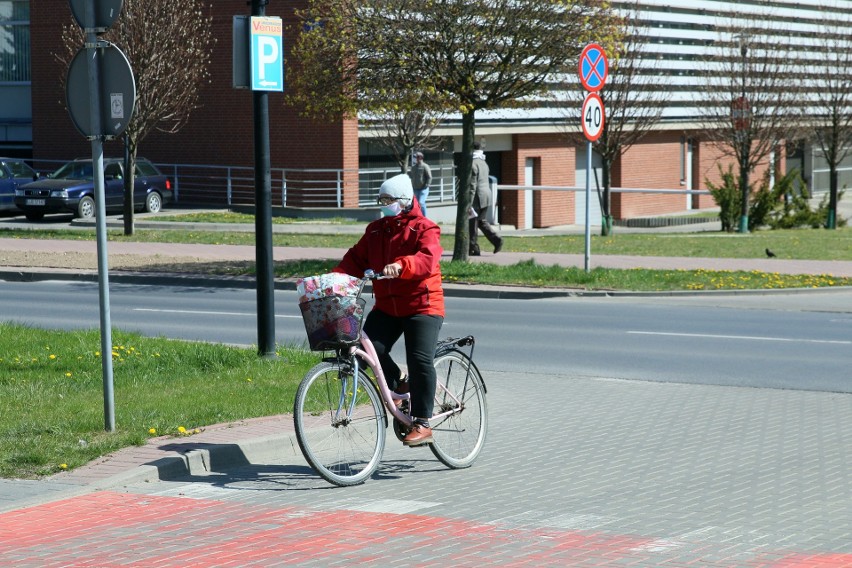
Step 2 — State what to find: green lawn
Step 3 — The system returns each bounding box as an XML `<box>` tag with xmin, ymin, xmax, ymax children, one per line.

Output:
<box><xmin>0</xmin><ymin>323</ymin><xmax>317</xmax><ymax>479</ymax></box>
<box><xmin>1</xmin><ymin>217</ymin><xmax>850</xmax><ymax>479</ymax></box>
<box><xmin>1</xmin><ymin>221</ymin><xmax>850</xmax><ymax>291</ymax></box>
<box><xmin>1</xmin><ymin>223</ymin><xmax>850</xmax><ymax>260</ymax></box>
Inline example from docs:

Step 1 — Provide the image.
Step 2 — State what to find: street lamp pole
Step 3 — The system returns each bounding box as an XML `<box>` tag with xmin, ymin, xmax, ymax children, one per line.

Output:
<box><xmin>737</xmin><ymin>34</ymin><xmax>750</xmax><ymax>234</ymax></box>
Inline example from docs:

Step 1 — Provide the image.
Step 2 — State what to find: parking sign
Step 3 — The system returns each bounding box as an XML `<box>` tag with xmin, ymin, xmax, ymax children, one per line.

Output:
<box><xmin>251</xmin><ymin>16</ymin><xmax>284</xmax><ymax>92</ymax></box>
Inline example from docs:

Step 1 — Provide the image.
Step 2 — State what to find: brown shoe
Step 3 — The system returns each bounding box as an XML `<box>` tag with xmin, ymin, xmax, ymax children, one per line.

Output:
<box><xmin>402</xmin><ymin>424</ymin><xmax>433</xmax><ymax>447</ymax></box>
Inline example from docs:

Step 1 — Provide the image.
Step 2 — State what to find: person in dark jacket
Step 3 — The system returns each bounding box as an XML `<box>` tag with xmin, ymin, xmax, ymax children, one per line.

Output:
<box><xmin>333</xmin><ymin>174</ymin><xmax>444</xmax><ymax>447</ymax></box>
<box><xmin>408</xmin><ymin>151</ymin><xmax>432</xmax><ymax>217</ymax></box>
<box><xmin>468</xmin><ymin>142</ymin><xmax>503</xmax><ymax>255</ymax></box>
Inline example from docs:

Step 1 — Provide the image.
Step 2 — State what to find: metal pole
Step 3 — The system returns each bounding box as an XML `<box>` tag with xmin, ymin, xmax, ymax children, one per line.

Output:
<box><xmin>252</xmin><ymin>0</ymin><xmax>276</xmax><ymax>358</ymax></box>
<box><xmin>738</xmin><ymin>36</ymin><xmax>750</xmax><ymax>234</ymax></box>
<box><xmin>584</xmin><ymin>141</ymin><xmax>592</xmax><ymax>272</ymax></box>
<box><xmin>85</xmin><ymin>4</ymin><xmax>115</xmax><ymax>432</ymax></box>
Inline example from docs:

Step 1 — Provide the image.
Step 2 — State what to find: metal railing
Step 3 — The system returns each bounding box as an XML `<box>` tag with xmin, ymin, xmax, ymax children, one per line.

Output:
<box><xmin>357</xmin><ymin>163</ymin><xmax>456</xmax><ymax>206</ymax></box>
<box><xmin>497</xmin><ymin>185</ymin><xmax>711</xmax><ymax>196</ymax></box>
<box><xmin>29</xmin><ymin>158</ymin><xmax>714</xmax><ymax>212</ymax></box>
<box><xmin>156</xmin><ymin>164</ymin><xmax>358</xmax><ymax>208</ymax></box>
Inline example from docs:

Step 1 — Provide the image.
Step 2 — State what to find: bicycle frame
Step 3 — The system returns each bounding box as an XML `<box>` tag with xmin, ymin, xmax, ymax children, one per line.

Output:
<box><xmin>345</xmin><ymin>330</ymin><xmax>464</xmax><ymax>427</ymax></box>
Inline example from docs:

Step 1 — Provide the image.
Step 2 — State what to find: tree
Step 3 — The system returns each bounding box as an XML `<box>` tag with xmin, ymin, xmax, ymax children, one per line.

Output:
<box><xmin>288</xmin><ymin>0</ymin><xmax>619</xmax><ymax>261</ymax></box>
<box><xmin>56</xmin><ymin>0</ymin><xmax>215</xmax><ymax>235</ymax></box>
<box><xmin>366</xmin><ymin>111</ymin><xmax>445</xmax><ymax>174</ymax></box>
<box><xmin>799</xmin><ymin>2</ymin><xmax>852</xmax><ymax>229</ymax></box>
<box><xmin>564</xmin><ymin>3</ymin><xmax>663</xmax><ymax>236</ymax></box>
<box><xmin>695</xmin><ymin>16</ymin><xmax>802</xmax><ymax>233</ymax></box>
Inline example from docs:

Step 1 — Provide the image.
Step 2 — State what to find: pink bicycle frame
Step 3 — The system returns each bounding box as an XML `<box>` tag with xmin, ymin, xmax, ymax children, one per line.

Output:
<box><xmin>349</xmin><ymin>330</ymin><xmax>462</xmax><ymax>425</ymax></box>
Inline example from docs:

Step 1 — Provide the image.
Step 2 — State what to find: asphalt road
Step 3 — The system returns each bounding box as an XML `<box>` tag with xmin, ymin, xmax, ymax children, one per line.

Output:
<box><xmin>1</xmin><ymin>279</ymin><xmax>849</xmax><ymax>392</ymax></box>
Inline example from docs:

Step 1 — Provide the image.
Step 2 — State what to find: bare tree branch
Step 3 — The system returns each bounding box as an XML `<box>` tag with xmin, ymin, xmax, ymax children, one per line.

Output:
<box><xmin>288</xmin><ymin>0</ymin><xmax>619</xmax><ymax>260</ymax></box>
<box><xmin>55</xmin><ymin>0</ymin><xmax>215</xmax><ymax>235</ymax></box>
<box><xmin>799</xmin><ymin>1</ymin><xmax>852</xmax><ymax>228</ymax></box>
<box><xmin>366</xmin><ymin>111</ymin><xmax>446</xmax><ymax>173</ymax></box>
<box><xmin>564</xmin><ymin>3</ymin><xmax>665</xmax><ymax>235</ymax></box>
<box><xmin>695</xmin><ymin>13</ymin><xmax>802</xmax><ymax>231</ymax></box>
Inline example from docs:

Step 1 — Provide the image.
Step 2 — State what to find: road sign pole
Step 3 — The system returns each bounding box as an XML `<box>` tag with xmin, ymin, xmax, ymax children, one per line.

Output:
<box><xmin>83</xmin><ymin>3</ymin><xmax>116</xmax><ymax>432</ymax></box>
<box><xmin>578</xmin><ymin>44</ymin><xmax>608</xmax><ymax>273</ymax></box>
<box><xmin>251</xmin><ymin>0</ymin><xmax>276</xmax><ymax>359</ymax></box>
<box><xmin>585</xmin><ymin>141</ymin><xmax>592</xmax><ymax>273</ymax></box>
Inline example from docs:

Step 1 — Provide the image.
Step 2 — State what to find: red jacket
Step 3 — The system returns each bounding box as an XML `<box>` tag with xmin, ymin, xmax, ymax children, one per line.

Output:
<box><xmin>334</xmin><ymin>200</ymin><xmax>445</xmax><ymax>318</ymax></box>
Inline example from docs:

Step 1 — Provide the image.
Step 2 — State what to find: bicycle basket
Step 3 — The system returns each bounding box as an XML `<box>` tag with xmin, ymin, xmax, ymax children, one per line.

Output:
<box><xmin>297</xmin><ymin>274</ymin><xmax>366</xmax><ymax>351</ymax></box>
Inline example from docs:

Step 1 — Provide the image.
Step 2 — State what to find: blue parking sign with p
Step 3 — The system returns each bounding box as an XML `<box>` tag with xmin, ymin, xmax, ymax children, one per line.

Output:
<box><xmin>251</xmin><ymin>16</ymin><xmax>284</xmax><ymax>92</ymax></box>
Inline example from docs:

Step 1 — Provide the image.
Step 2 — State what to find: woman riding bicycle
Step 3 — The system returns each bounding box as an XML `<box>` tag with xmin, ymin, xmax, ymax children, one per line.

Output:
<box><xmin>332</xmin><ymin>173</ymin><xmax>444</xmax><ymax>447</ymax></box>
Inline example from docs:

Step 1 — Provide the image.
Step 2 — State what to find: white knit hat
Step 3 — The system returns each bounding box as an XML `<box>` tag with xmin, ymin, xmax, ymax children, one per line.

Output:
<box><xmin>379</xmin><ymin>174</ymin><xmax>413</xmax><ymax>202</ymax></box>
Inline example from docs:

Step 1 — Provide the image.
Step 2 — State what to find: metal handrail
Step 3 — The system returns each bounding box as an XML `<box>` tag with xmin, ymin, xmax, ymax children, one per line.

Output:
<box><xmin>29</xmin><ymin>158</ymin><xmax>719</xmax><ymax>211</ymax></box>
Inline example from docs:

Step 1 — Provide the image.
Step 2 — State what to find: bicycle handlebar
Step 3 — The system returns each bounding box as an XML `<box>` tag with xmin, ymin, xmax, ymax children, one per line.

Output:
<box><xmin>363</xmin><ymin>269</ymin><xmax>394</xmax><ymax>281</ymax></box>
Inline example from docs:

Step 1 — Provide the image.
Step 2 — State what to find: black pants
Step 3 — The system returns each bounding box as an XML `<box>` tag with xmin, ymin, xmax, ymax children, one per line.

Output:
<box><xmin>362</xmin><ymin>308</ymin><xmax>443</xmax><ymax>420</ymax></box>
<box><xmin>469</xmin><ymin>205</ymin><xmax>501</xmax><ymax>253</ymax></box>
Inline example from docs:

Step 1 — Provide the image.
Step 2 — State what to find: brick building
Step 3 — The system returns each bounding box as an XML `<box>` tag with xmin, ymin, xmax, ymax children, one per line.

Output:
<box><xmin>2</xmin><ymin>1</ymin><xmax>845</xmax><ymax>228</ymax></box>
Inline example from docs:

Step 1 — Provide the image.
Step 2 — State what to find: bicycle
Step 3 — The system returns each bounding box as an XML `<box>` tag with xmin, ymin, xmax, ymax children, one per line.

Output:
<box><xmin>293</xmin><ymin>271</ymin><xmax>488</xmax><ymax>487</ymax></box>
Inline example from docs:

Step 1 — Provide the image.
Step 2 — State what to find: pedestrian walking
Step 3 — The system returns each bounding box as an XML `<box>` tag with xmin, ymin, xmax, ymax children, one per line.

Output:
<box><xmin>468</xmin><ymin>142</ymin><xmax>503</xmax><ymax>256</ymax></box>
<box><xmin>409</xmin><ymin>152</ymin><xmax>432</xmax><ymax>218</ymax></box>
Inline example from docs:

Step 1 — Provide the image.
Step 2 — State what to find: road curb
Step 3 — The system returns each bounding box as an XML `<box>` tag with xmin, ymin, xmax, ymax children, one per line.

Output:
<box><xmin>87</xmin><ymin>433</ymin><xmax>301</xmax><ymax>492</ymax></box>
<box><xmin>1</xmin><ymin>268</ymin><xmax>850</xmax><ymax>299</ymax></box>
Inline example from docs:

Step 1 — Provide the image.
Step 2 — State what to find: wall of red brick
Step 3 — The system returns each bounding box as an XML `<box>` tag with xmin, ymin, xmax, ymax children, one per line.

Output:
<box><xmin>693</xmin><ymin>138</ymin><xmax>785</xmax><ymax>210</ymax></box>
<box><xmin>30</xmin><ymin>1</ymin><xmax>361</xmax><ymax>206</ymax></box>
<box><xmin>500</xmin><ymin>133</ymin><xmax>575</xmax><ymax>229</ymax></box>
<box><xmin>613</xmin><ymin>132</ymin><xmax>689</xmax><ymax>218</ymax></box>
<box><xmin>30</xmin><ymin>2</ymin><xmax>781</xmax><ymax>219</ymax></box>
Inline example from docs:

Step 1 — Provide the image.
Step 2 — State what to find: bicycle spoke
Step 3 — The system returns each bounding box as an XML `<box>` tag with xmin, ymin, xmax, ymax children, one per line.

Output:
<box><xmin>429</xmin><ymin>351</ymin><xmax>488</xmax><ymax>469</ymax></box>
<box><xmin>294</xmin><ymin>361</ymin><xmax>386</xmax><ymax>486</ymax></box>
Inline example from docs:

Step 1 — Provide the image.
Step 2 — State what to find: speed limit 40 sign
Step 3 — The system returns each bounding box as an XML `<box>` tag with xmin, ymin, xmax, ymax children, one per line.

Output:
<box><xmin>581</xmin><ymin>92</ymin><xmax>605</xmax><ymax>142</ymax></box>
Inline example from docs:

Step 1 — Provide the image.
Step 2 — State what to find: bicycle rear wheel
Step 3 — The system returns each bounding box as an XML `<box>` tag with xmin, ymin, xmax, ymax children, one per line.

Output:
<box><xmin>429</xmin><ymin>351</ymin><xmax>488</xmax><ymax>468</ymax></box>
<box><xmin>293</xmin><ymin>361</ymin><xmax>386</xmax><ymax>486</ymax></box>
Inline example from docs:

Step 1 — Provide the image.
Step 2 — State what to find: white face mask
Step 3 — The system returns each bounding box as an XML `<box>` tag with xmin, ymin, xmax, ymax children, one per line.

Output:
<box><xmin>381</xmin><ymin>201</ymin><xmax>403</xmax><ymax>217</ymax></box>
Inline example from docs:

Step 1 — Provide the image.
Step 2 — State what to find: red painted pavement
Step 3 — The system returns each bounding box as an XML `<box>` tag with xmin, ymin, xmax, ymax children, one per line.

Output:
<box><xmin>1</xmin><ymin>492</ymin><xmax>850</xmax><ymax>567</ymax></box>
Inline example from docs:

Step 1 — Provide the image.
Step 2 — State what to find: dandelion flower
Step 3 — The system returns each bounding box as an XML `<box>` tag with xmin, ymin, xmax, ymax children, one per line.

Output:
<box><xmin>65</xmin><ymin>372</ymin><xmax>72</xmax><ymax>378</ymax></box>
<box><xmin>59</xmin><ymin>464</ymin><xmax>67</xmax><ymax>470</ymax></box>
<box><xmin>148</xmin><ymin>428</ymin><xmax>157</xmax><ymax>435</ymax></box>
<box><xmin>178</xmin><ymin>426</ymin><xmax>187</xmax><ymax>434</ymax></box>
<box><xmin>49</xmin><ymin>354</ymin><xmax>56</xmax><ymax>360</ymax></box>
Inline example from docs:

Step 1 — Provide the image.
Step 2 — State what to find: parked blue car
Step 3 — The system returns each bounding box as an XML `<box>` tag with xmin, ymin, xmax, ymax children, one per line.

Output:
<box><xmin>0</xmin><ymin>158</ymin><xmax>39</xmax><ymax>213</ymax></box>
<box><xmin>15</xmin><ymin>157</ymin><xmax>173</xmax><ymax>221</ymax></box>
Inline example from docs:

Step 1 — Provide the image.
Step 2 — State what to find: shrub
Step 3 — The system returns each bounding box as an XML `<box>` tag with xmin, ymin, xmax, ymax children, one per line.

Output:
<box><xmin>707</xmin><ymin>165</ymin><xmax>845</xmax><ymax>231</ymax></box>
<box><xmin>706</xmin><ymin>164</ymin><xmax>741</xmax><ymax>232</ymax></box>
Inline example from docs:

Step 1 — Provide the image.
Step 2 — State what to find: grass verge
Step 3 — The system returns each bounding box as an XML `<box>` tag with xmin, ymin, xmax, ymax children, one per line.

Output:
<box><xmin>1</xmin><ymin>224</ymin><xmax>849</xmax><ymax>260</ymax></box>
<box><xmin>273</xmin><ymin>259</ymin><xmax>851</xmax><ymax>291</ymax></box>
<box><xmin>0</xmin><ymin>323</ymin><xmax>319</xmax><ymax>479</ymax></box>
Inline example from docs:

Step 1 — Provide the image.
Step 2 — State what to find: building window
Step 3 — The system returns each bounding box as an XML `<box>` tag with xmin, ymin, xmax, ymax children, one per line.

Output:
<box><xmin>0</xmin><ymin>1</ymin><xmax>30</xmax><ymax>83</ymax></box>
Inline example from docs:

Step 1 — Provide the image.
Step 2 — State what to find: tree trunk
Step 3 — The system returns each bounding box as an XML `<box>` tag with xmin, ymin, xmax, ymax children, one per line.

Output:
<box><xmin>452</xmin><ymin>112</ymin><xmax>476</xmax><ymax>262</ymax></box>
<box><xmin>828</xmin><ymin>167</ymin><xmax>838</xmax><ymax>229</ymax></box>
<box><xmin>122</xmin><ymin>134</ymin><xmax>137</xmax><ymax>236</ymax></box>
<box><xmin>738</xmin><ymin>136</ymin><xmax>750</xmax><ymax>234</ymax></box>
<box><xmin>600</xmin><ymin>157</ymin><xmax>612</xmax><ymax>236</ymax></box>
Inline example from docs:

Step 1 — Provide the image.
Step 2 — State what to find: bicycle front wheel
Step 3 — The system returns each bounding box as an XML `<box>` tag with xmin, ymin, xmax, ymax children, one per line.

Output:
<box><xmin>429</xmin><ymin>351</ymin><xmax>488</xmax><ymax>469</ymax></box>
<box><xmin>293</xmin><ymin>361</ymin><xmax>386</xmax><ymax>486</ymax></box>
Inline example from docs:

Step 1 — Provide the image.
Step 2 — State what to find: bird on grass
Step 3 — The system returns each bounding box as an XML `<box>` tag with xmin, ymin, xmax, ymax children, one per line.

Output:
<box><xmin>765</xmin><ymin>248</ymin><xmax>776</xmax><ymax>258</ymax></box>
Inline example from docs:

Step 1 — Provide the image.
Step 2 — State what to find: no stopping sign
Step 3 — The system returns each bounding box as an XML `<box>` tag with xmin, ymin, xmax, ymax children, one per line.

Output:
<box><xmin>581</xmin><ymin>92</ymin><xmax>605</xmax><ymax>142</ymax></box>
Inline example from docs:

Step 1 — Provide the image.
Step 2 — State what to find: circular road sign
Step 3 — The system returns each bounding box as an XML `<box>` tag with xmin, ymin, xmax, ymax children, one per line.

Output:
<box><xmin>579</xmin><ymin>43</ymin><xmax>608</xmax><ymax>92</ymax></box>
<box><xmin>731</xmin><ymin>95</ymin><xmax>751</xmax><ymax>131</ymax></box>
<box><xmin>66</xmin><ymin>43</ymin><xmax>136</xmax><ymax>138</ymax></box>
<box><xmin>581</xmin><ymin>92</ymin><xmax>605</xmax><ymax>142</ymax></box>
<box><xmin>69</xmin><ymin>0</ymin><xmax>123</xmax><ymax>30</ymax></box>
